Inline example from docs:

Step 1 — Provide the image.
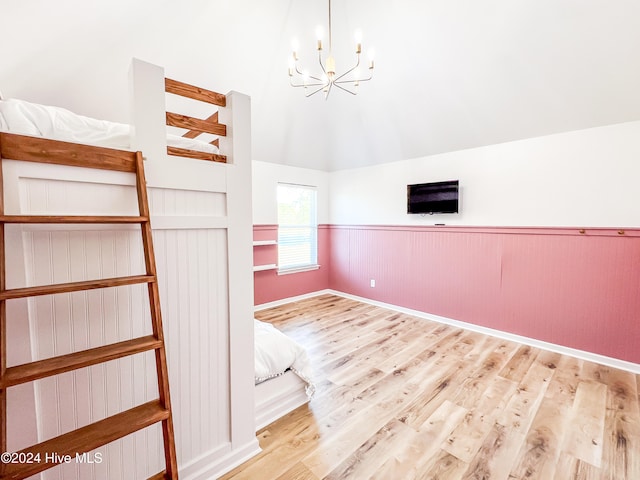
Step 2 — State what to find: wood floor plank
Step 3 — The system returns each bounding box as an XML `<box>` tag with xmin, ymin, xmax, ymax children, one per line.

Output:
<box><xmin>395</xmin><ymin>318</ymin><xmax>449</xmax><ymax>344</ymax></box>
<box><xmin>506</xmin><ymin>353</ymin><xmax>581</xmax><ymax>479</ymax></box>
<box><xmin>509</xmin><ymin>391</ymin><xmax>572</xmax><ymax>479</ymax></box>
<box><xmin>259</xmin><ymin>404</ymin><xmax>313</xmax><ymax>451</ymax></box>
<box><xmin>300</xmin><ymin>402</ymin><xmax>391</xmax><ymax>478</ymax></box>
<box><xmin>602</xmin><ymin>368</ymin><xmax>640</xmax><ymax>479</ymax></box>
<box><xmin>442</xmin><ymin>375</ymin><xmax>517</xmax><ymax>463</ymax></box>
<box><xmin>316</xmin><ymin>330</ymin><xmax>395</xmax><ymax>372</ymax></box>
<box><xmin>554</xmin><ymin>453</ymin><xmax>601</xmax><ymax>480</ymax></box>
<box><xmin>581</xmin><ymin>360</ymin><xmax>615</xmax><ymax>386</ymax></box>
<box><xmin>397</xmin><ymin>333</ymin><xmax>504</xmax><ymax>430</ymax></box>
<box><xmin>395</xmin><ymin>361</ymin><xmax>467</xmax><ymax>431</ymax></box>
<box><xmin>220</xmin><ymin>407</ymin><xmax>317</xmax><ymax>480</ymax></box>
<box><xmin>316</xmin><ymin>334</ymin><xmax>384</xmax><ymax>378</ymax></box>
<box><xmin>415</xmin><ymin>328</ymin><xmax>476</xmax><ymax>367</ymax></box>
<box><xmin>224</xmin><ymin>295</ymin><xmax>640</xmax><ymax>480</ymax></box>
<box><xmin>448</xmin><ymin>340</ymin><xmax>519</xmax><ymax>411</ymax></box>
<box><xmin>323</xmin><ymin>419</ymin><xmax>414</xmax><ymax>480</ymax></box>
<box><xmin>354</xmin><ymin>356</ymin><xmax>425</xmax><ymax>409</ymax></box>
<box><xmin>275</xmin><ymin>462</ymin><xmax>318</xmax><ymax>480</ymax></box>
<box><xmin>544</xmin><ymin>354</ymin><xmax>583</xmax><ymax>403</ymax></box>
<box><xmin>460</xmin><ymin>422</ymin><xmax>527</xmax><ymax>480</ymax></box>
<box><xmin>375</xmin><ymin>326</ymin><xmax>449</xmax><ymax>374</ymax></box>
<box><xmin>498</xmin><ymin>344</ymin><xmax>538</xmax><ymax>381</ymax></box>
<box><xmin>373</xmin><ymin>400</ymin><xmax>468</xmax><ymax>480</ymax></box>
<box><xmin>420</xmin><ymin>450</ymin><xmax>469</xmax><ymax>479</ymax></box>
<box><xmin>496</xmin><ymin>361</ymin><xmax>556</xmax><ymax>435</ymax></box>
<box><xmin>307</xmin><ymin>380</ymin><xmax>358</xmax><ymax>419</ymax></box>
<box><xmin>563</xmin><ymin>380</ymin><xmax>608</xmax><ymax>468</ymax></box>
<box><xmin>302</xmin><ymin>310</ymin><xmax>374</xmax><ymax>347</ymax></box>
<box><xmin>327</xmin><ymin>357</ymin><xmax>383</xmax><ymax>386</ymax></box>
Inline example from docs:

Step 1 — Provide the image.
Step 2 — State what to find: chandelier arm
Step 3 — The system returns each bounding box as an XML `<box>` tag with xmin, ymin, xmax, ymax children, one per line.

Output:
<box><xmin>294</xmin><ymin>63</ymin><xmax>324</xmax><ymax>83</ymax></box>
<box><xmin>333</xmin><ymin>83</ymin><xmax>358</xmax><ymax>95</ymax></box>
<box><xmin>317</xmin><ymin>51</ymin><xmax>328</xmax><ymax>77</ymax></box>
<box><xmin>323</xmin><ymin>81</ymin><xmax>334</xmax><ymax>100</ymax></box>
<box><xmin>332</xmin><ymin>55</ymin><xmax>362</xmax><ymax>84</ymax></box>
<box><xmin>334</xmin><ymin>73</ymin><xmax>373</xmax><ymax>85</ymax></box>
<box><xmin>305</xmin><ymin>84</ymin><xmax>329</xmax><ymax>97</ymax></box>
<box><xmin>290</xmin><ymin>78</ymin><xmax>329</xmax><ymax>88</ymax></box>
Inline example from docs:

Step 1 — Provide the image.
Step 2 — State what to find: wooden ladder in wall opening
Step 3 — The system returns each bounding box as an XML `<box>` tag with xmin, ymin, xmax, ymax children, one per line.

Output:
<box><xmin>0</xmin><ymin>133</ymin><xmax>178</xmax><ymax>480</ymax></box>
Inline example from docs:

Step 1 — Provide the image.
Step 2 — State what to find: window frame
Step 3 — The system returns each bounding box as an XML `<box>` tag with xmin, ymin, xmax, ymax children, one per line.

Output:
<box><xmin>276</xmin><ymin>182</ymin><xmax>319</xmax><ymax>275</ymax></box>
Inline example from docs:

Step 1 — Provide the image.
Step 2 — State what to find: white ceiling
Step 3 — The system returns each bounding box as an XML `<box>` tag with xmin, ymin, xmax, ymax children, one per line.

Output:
<box><xmin>2</xmin><ymin>0</ymin><xmax>639</xmax><ymax>171</ymax></box>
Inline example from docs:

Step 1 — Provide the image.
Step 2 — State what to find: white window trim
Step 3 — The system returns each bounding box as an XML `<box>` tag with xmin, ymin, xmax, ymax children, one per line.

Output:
<box><xmin>277</xmin><ymin>264</ymin><xmax>321</xmax><ymax>275</ymax></box>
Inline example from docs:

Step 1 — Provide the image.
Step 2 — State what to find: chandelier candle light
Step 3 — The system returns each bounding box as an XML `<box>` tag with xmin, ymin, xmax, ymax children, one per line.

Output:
<box><xmin>289</xmin><ymin>0</ymin><xmax>374</xmax><ymax>98</ymax></box>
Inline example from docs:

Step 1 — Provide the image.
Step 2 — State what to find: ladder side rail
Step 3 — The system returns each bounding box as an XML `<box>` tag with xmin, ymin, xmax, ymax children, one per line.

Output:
<box><xmin>134</xmin><ymin>152</ymin><xmax>178</xmax><ymax>478</ymax></box>
<box><xmin>0</xmin><ymin>137</ymin><xmax>8</xmax><ymax>469</ymax></box>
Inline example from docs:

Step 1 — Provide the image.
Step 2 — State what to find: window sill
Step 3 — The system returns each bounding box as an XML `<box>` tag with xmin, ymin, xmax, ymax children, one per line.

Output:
<box><xmin>277</xmin><ymin>264</ymin><xmax>321</xmax><ymax>275</ymax></box>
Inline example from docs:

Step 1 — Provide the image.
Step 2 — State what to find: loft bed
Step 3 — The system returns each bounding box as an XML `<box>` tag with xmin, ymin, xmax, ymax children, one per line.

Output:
<box><xmin>0</xmin><ymin>59</ymin><xmax>263</xmax><ymax>479</ymax></box>
<box><xmin>0</xmin><ymin>78</ymin><xmax>314</xmax><ymax>438</ymax></box>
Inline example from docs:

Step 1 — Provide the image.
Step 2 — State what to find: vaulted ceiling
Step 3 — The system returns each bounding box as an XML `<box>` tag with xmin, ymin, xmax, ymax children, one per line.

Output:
<box><xmin>2</xmin><ymin>0</ymin><xmax>639</xmax><ymax>171</ymax></box>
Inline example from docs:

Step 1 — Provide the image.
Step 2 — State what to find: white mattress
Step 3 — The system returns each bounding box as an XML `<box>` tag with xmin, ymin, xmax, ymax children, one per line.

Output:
<box><xmin>0</xmin><ymin>98</ymin><xmax>219</xmax><ymax>154</ymax></box>
<box><xmin>254</xmin><ymin>319</ymin><xmax>315</xmax><ymax>397</ymax></box>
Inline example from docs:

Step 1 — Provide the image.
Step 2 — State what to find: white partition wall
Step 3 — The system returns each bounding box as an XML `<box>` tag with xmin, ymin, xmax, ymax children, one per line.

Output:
<box><xmin>131</xmin><ymin>59</ymin><xmax>258</xmax><ymax>478</ymax></box>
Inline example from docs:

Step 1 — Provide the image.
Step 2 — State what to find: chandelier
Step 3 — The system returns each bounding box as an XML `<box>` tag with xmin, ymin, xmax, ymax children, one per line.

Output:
<box><xmin>288</xmin><ymin>0</ymin><xmax>374</xmax><ymax>99</ymax></box>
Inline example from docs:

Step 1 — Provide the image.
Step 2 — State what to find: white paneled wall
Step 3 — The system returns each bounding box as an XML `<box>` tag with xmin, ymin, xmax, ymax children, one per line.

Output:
<box><xmin>153</xmin><ymin>227</ymin><xmax>231</xmax><ymax>462</ymax></box>
<box><xmin>3</xmin><ymin>158</ymin><xmax>247</xmax><ymax>479</ymax></box>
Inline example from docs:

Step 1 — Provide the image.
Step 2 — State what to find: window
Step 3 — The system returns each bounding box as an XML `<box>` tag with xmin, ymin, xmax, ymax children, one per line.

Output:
<box><xmin>277</xmin><ymin>183</ymin><xmax>318</xmax><ymax>273</ymax></box>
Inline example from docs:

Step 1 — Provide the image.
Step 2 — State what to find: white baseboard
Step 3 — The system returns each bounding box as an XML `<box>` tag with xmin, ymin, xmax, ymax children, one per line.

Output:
<box><xmin>327</xmin><ymin>290</ymin><xmax>640</xmax><ymax>375</ymax></box>
<box><xmin>181</xmin><ymin>439</ymin><xmax>260</xmax><ymax>480</ymax></box>
<box><xmin>255</xmin><ymin>289</ymin><xmax>640</xmax><ymax>375</ymax></box>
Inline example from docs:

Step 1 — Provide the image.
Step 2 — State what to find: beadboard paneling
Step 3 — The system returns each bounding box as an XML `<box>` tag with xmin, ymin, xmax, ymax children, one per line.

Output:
<box><xmin>153</xmin><ymin>227</ymin><xmax>231</xmax><ymax>462</ymax></box>
<box><xmin>6</xmin><ymin>171</ymin><xmax>234</xmax><ymax>479</ymax></box>
<box><xmin>328</xmin><ymin>225</ymin><xmax>640</xmax><ymax>364</ymax></box>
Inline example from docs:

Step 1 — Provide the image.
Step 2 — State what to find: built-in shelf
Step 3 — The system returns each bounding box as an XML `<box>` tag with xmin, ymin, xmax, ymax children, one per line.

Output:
<box><xmin>253</xmin><ymin>264</ymin><xmax>277</xmax><ymax>272</ymax></box>
<box><xmin>253</xmin><ymin>240</ymin><xmax>277</xmax><ymax>272</ymax></box>
<box><xmin>253</xmin><ymin>240</ymin><xmax>277</xmax><ymax>246</ymax></box>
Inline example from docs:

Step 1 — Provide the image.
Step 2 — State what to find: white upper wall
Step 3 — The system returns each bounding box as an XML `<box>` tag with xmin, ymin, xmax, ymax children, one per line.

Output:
<box><xmin>329</xmin><ymin>121</ymin><xmax>640</xmax><ymax>227</ymax></box>
<box><xmin>252</xmin><ymin>161</ymin><xmax>330</xmax><ymax>225</ymax></box>
<box><xmin>253</xmin><ymin>121</ymin><xmax>640</xmax><ymax>228</ymax></box>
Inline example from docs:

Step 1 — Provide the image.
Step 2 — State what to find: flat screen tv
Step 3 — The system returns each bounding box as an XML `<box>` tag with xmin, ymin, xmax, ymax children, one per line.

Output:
<box><xmin>407</xmin><ymin>180</ymin><xmax>459</xmax><ymax>214</ymax></box>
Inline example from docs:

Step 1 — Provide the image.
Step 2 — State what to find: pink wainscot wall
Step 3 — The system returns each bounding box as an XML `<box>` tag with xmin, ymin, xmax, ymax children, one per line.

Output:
<box><xmin>327</xmin><ymin>225</ymin><xmax>640</xmax><ymax>364</ymax></box>
<box><xmin>253</xmin><ymin>225</ymin><xmax>330</xmax><ymax>306</ymax></box>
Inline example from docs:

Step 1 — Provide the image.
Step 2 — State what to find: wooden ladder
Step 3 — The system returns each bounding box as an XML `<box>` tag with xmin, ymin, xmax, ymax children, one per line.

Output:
<box><xmin>0</xmin><ymin>133</ymin><xmax>178</xmax><ymax>480</ymax></box>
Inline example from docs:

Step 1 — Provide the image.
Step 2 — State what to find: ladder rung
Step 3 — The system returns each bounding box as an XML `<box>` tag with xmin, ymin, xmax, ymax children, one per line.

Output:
<box><xmin>0</xmin><ymin>274</ymin><xmax>155</xmax><ymax>300</ymax></box>
<box><xmin>2</xmin><ymin>335</ymin><xmax>163</xmax><ymax>387</ymax></box>
<box><xmin>0</xmin><ymin>215</ymin><xmax>149</xmax><ymax>224</ymax></box>
<box><xmin>0</xmin><ymin>400</ymin><xmax>169</xmax><ymax>480</ymax></box>
<box><xmin>148</xmin><ymin>471</ymin><xmax>168</xmax><ymax>480</ymax></box>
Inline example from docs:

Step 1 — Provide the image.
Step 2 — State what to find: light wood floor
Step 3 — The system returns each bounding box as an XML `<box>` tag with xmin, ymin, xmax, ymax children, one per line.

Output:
<box><xmin>222</xmin><ymin>294</ymin><xmax>640</xmax><ymax>480</ymax></box>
